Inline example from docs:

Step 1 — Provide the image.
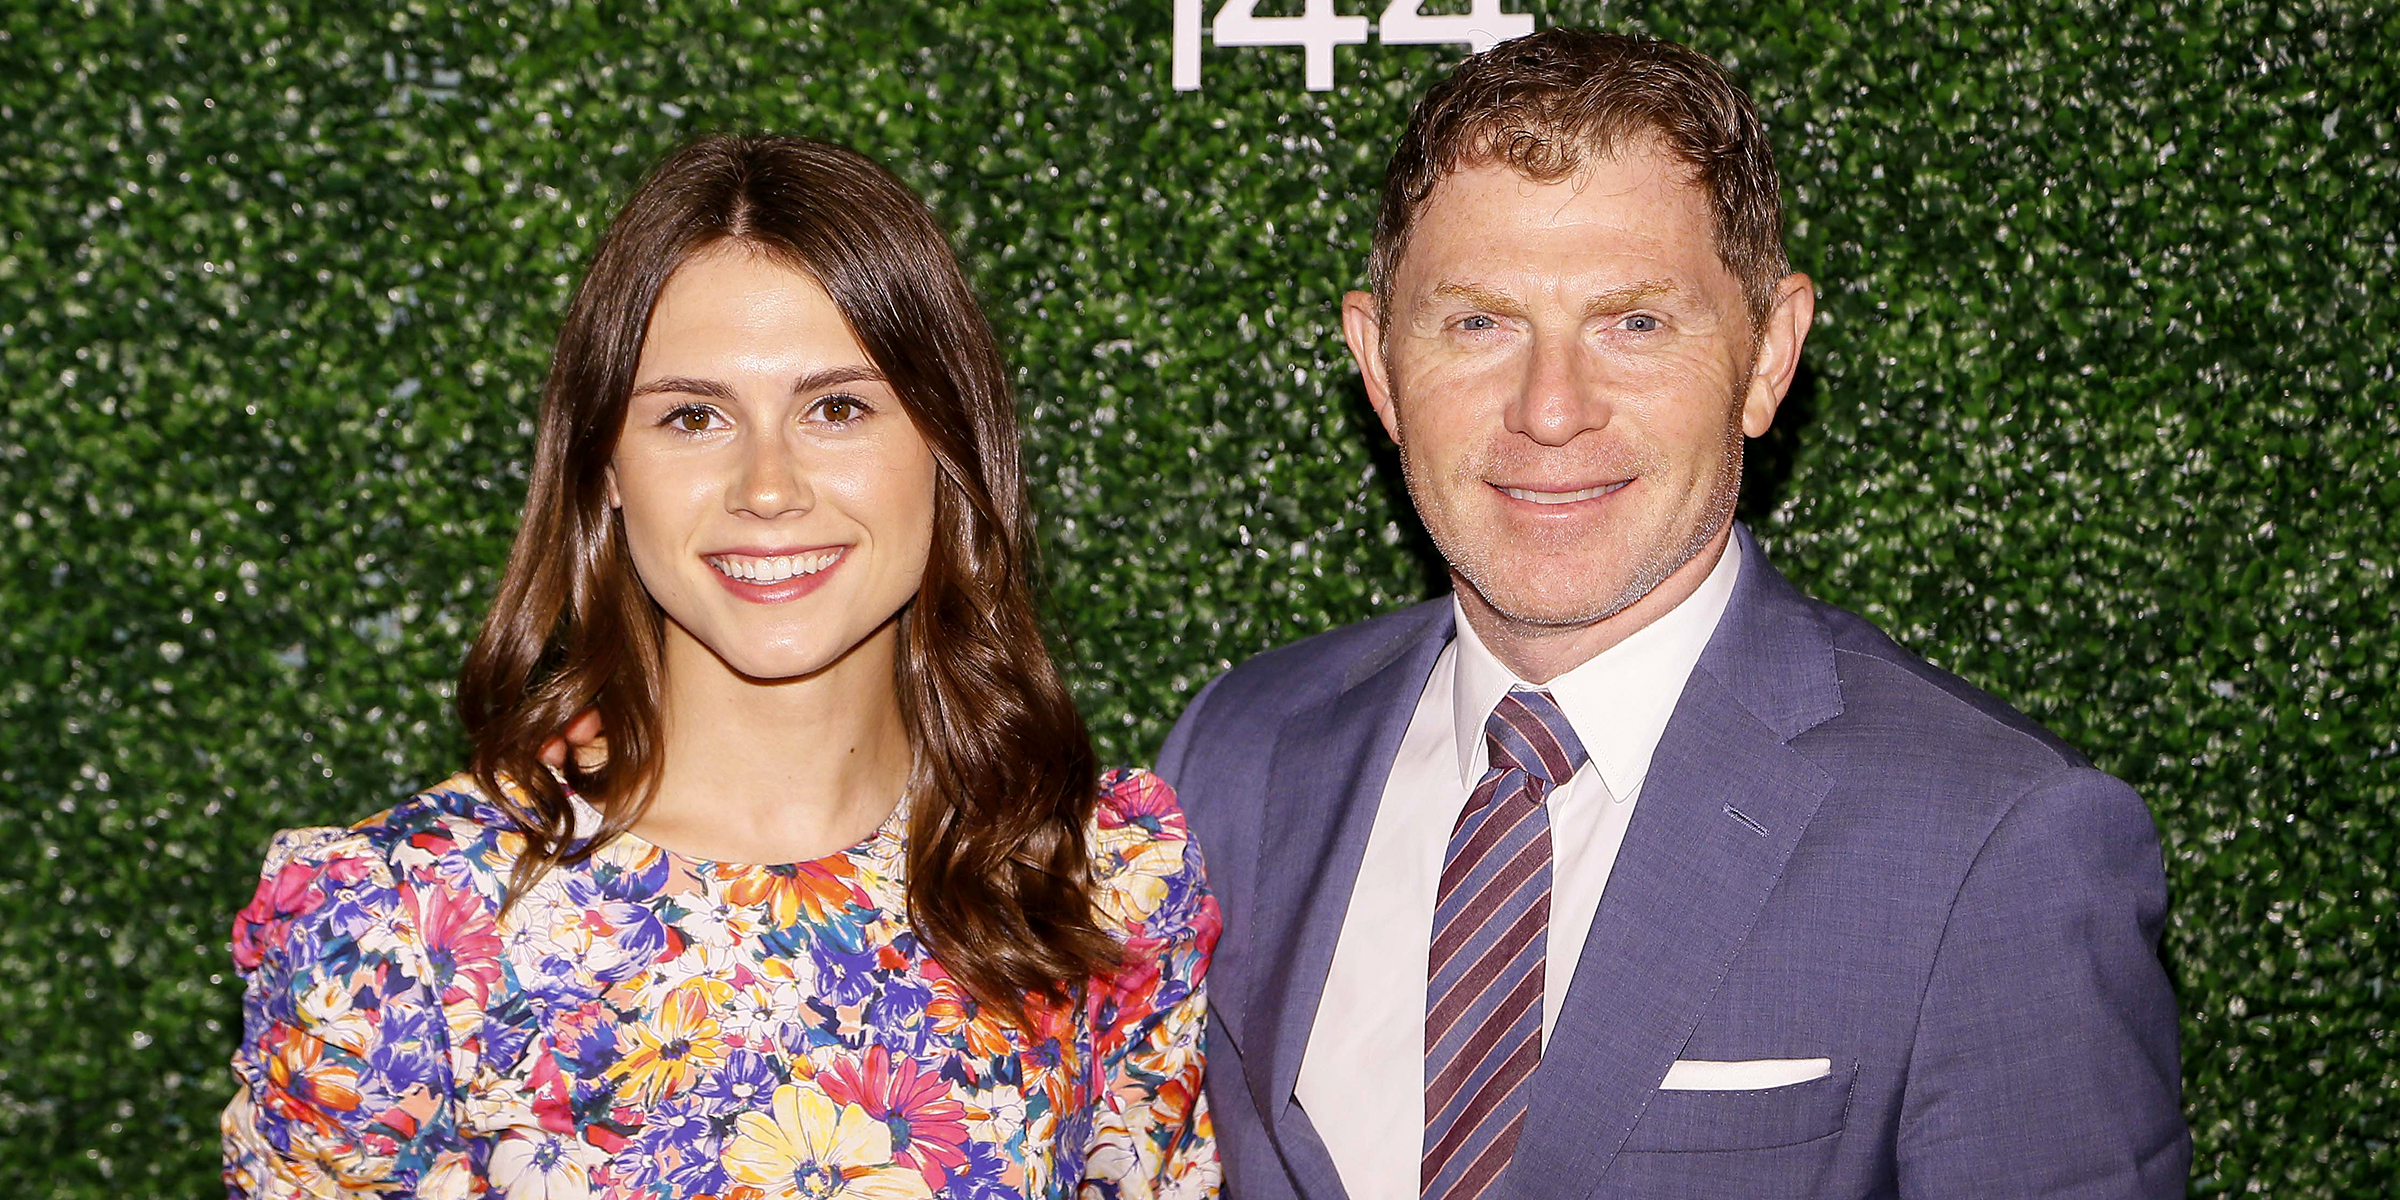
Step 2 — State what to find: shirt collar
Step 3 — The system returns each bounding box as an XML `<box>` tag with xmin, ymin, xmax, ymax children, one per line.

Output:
<box><xmin>1449</xmin><ymin>535</ymin><xmax>1744</xmax><ymax>799</ymax></box>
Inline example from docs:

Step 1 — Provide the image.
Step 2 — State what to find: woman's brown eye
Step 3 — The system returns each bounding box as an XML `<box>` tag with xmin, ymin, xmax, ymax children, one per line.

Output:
<box><xmin>821</xmin><ymin>398</ymin><xmax>860</xmax><ymax>422</ymax></box>
<box><xmin>676</xmin><ymin>408</ymin><xmax>712</xmax><ymax>432</ymax></box>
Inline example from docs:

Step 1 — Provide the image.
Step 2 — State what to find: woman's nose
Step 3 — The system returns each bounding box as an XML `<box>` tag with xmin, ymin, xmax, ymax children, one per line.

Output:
<box><xmin>727</xmin><ymin>431</ymin><xmax>814</xmax><ymax>519</ymax></box>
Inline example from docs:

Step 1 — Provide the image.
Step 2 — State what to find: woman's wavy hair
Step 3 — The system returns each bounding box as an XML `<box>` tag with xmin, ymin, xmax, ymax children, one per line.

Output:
<box><xmin>457</xmin><ymin>133</ymin><xmax>1117</xmax><ymax>1020</ymax></box>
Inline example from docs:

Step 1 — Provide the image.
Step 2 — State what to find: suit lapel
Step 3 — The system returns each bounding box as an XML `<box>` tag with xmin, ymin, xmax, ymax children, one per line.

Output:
<box><xmin>1502</xmin><ymin>528</ymin><xmax>1843</xmax><ymax>1198</ymax></box>
<box><xmin>1241</xmin><ymin>606</ymin><xmax>1452</xmax><ymax>1150</ymax></box>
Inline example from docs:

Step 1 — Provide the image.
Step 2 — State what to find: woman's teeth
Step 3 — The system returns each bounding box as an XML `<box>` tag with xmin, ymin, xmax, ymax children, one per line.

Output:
<box><xmin>706</xmin><ymin>549</ymin><xmax>843</xmax><ymax>583</ymax></box>
<box><xmin>1500</xmin><ymin>481</ymin><xmax>1627</xmax><ymax>504</ymax></box>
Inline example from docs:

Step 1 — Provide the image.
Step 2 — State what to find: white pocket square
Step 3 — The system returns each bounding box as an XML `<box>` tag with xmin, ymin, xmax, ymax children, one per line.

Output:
<box><xmin>1658</xmin><ymin>1057</ymin><xmax>1833</xmax><ymax>1091</ymax></box>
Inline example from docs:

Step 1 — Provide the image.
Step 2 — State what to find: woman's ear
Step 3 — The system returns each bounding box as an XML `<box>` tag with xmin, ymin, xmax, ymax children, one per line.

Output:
<box><xmin>605</xmin><ymin>464</ymin><xmax>622</xmax><ymax>508</ymax></box>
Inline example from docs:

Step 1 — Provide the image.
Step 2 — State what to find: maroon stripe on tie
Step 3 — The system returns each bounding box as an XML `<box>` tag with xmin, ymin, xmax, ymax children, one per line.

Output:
<box><xmin>1430</xmin><ymin>1107</ymin><xmax>1526</xmax><ymax>1200</ymax></box>
<box><xmin>1497</xmin><ymin>700</ymin><xmax>1572</xmax><ymax>783</ymax></box>
<box><xmin>1429</xmin><ymin>833</ymin><xmax>1549</xmax><ymax>977</ymax></box>
<box><xmin>1426</xmin><ymin>898</ymin><xmax>1548</xmax><ymax>1049</ymax></box>
<box><xmin>1425</xmin><ymin>690</ymin><xmax>1579</xmax><ymax>1200</ymax></box>
<box><xmin>1424</xmin><ymin>1031</ymin><xmax>1542</xmax><ymax>1172</ymax></box>
<box><xmin>1425</xmin><ymin>964</ymin><xmax>1545</xmax><ymax>1116</ymax></box>
<box><xmin>1437</xmin><ymin>776</ymin><xmax>1519</xmax><ymax>897</ymax></box>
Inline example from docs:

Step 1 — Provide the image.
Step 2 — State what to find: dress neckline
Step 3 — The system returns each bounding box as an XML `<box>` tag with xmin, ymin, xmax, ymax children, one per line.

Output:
<box><xmin>613</xmin><ymin>799</ymin><xmax>907</xmax><ymax>873</ymax></box>
<box><xmin>544</xmin><ymin>768</ymin><xmax>911</xmax><ymax>873</ymax></box>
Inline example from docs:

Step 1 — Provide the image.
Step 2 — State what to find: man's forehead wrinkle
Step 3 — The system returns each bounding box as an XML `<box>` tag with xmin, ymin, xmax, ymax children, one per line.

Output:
<box><xmin>1545</xmin><ymin>185</ymin><xmax>1584</xmax><ymax>225</ymax></box>
<box><xmin>1448</xmin><ymin>123</ymin><xmax>1696</xmax><ymax>191</ymax></box>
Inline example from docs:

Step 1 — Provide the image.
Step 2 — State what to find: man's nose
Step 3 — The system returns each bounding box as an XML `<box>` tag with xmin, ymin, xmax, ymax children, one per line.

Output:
<box><xmin>728</xmin><ymin>429</ymin><xmax>814</xmax><ymax>519</ymax></box>
<box><xmin>1504</xmin><ymin>332</ymin><xmax>1612</xmax><ymax>447</ymax></box>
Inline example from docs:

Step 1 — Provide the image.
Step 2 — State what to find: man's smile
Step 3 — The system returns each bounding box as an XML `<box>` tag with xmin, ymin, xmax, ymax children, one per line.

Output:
<box><xmin>1493</xmin><ymin>479</ymin><xmax>1633</xmax><ymax>505</ymax></box>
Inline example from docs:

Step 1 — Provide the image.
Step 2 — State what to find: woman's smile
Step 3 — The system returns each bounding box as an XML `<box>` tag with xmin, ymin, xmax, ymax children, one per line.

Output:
<box><xmin>704</xmin><ymin>547</ymin><xmax>850</xmax><ymax>603</ymax></box>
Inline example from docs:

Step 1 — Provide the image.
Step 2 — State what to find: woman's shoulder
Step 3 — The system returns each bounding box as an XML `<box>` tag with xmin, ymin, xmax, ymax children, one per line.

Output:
<box><xmin>366</xmin><ymin>771</ymin><xmax>530</xmax><ymax>861</ymax></box>
<box><xmin>1084</xmin><ymin>768</ymin><xmax>1216</xmax><ymax>946</ymax></box>
<box><xmin>283</xmin><ymin>772</ymin><xmax>524</xmax><ymax>870</ymax></box>
<box><xmin>230</xmin><ymin>773</ymin><xmax>522</xmax><ymax>973</ymax></box>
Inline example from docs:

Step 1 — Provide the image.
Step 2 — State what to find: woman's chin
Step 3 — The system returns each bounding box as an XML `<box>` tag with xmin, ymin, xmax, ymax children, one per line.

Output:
<box><xmin>716</xmin><ymin>646</ymin><xmax>840</xmax><ymax>685</ymax></box>
<box><xmin>660</xmin><ymin>598</ymin><xmax>906</xmax><ymax>688</ymax></box>
<box><xmin>705</xmin><ymin>626</ymin><xmax>897</xmax><ymax>686</ymax></box>
<box><xmin>664</xmin><ymin>626</ymin><xmax>840</xmax><ymax>685</ymax></box>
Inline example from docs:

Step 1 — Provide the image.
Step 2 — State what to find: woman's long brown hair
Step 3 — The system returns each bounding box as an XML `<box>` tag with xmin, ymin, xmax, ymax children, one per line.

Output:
<box><xmin>456</xmin><ymin>134</ymin><xmax>1117</xmax><ymax>1020</ymax></box>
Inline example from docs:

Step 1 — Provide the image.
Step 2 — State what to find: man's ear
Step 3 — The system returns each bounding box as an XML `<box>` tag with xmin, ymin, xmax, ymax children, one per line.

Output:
<box><xmin>1742</xmin><ymin>272</ymin><xmax>1816</xmax><ymax>438</ymax></box>
<box><xmin>1342</xmin><ymin>289</ymin><xmax>1402</xmax><ymax>444</ymax></box>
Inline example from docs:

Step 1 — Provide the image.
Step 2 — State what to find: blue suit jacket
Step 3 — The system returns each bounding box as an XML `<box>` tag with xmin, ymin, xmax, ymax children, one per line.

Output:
<box><xmin>1156</xmin><ymin>526</ymin><xmax>2189</xmax><ymax>1199</ymax></box>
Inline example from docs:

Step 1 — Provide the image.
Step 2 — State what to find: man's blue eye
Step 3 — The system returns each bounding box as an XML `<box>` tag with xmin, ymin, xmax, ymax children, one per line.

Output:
<box><xmin>1623</xmin><ymin>314</ymin><xmax>1661</xmax><ymax>333</ymax></box>
<box><xmin>1461</xmin><ymin>315</ymin><xmax>1497</xmax><ymax>331</ymax></box>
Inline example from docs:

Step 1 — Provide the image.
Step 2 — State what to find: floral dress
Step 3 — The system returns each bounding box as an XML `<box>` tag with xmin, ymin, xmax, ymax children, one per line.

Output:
<box><xmin>221</xmin><ymin>768</ymin><xmax>1218</xmax><ymax>1200</ymax></box>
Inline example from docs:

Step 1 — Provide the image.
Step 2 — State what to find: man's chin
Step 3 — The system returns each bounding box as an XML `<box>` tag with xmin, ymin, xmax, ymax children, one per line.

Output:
<box><xmin>1457</xmin><ymin>572</ymin><xmax>1642</xmax><ymax>631</ymax></box>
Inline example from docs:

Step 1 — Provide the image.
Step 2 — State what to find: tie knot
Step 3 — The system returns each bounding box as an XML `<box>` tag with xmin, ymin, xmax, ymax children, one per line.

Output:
<box><xmin>1483</xmin><ymin>689</ymin><xmax>1588</xmax><ymax>787</ymax></box>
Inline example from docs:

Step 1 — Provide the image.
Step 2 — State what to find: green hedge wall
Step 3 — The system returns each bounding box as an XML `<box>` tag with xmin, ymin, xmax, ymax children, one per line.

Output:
<box><xmin>3</xmin><ymin>1</ymin><xmax>2394</xmax><ymax>1194</ymax></box>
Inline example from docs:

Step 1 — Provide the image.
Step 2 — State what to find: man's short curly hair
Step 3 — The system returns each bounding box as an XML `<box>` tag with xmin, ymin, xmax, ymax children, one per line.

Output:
<box><xmin>1370</xmin><ymin>28</ymin><xmax>1790</xmax><ymax>324</ymax></box>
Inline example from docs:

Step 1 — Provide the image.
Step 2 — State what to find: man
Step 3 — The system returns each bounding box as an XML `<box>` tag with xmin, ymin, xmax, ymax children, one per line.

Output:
<box><xmin>1156</xmin><ymin>28</ymin><xmax>2188</xmax><ymax>1200</ymax></box>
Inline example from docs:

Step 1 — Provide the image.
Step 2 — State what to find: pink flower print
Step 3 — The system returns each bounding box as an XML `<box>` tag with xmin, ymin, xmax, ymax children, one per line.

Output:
<box><xmin>818</xmin><ymin>1044</ymin><xmax>973</xmax><ymax>1191</ymax></box>
<box><xmin>231</xmin><ymin>859</ymin><xmax>331</xmax><ymax>970</ymax></box>
<box><xmin>1099</xmin><ymin>771</ymin><xmax>1186</xmax><ymax>838</ymax></box>
<box><xmin>413</xmin><ymin>882</ymin><xmax>505</xmax><ymax>1008</ymax></box>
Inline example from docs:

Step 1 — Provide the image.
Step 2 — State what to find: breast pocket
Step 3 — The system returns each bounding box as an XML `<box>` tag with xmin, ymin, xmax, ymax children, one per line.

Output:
<box><xmin>1592</xmin><ymin>1065</ymin><xmax>1857</xmax><ymax>1198</ymax></box>
<box><xmin>1622</xmin><ymin>1062</ymin><xmax>1855</xmax><ymax>1153</ymax></box>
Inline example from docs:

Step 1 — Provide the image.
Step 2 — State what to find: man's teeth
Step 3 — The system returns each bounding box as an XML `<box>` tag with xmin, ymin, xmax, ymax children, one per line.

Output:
<box><xmin>706</xmin><ymin>549</ymin><xmax>843</xmax><ymax>583</ymax></box>
<box><xmin>1500</xmin><ymin>482</ymin><xmax>1625</xmax><ymax>504</ymax></box>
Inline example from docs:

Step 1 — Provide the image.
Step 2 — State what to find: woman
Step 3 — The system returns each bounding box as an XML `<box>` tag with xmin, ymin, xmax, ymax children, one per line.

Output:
<box><xmin>221</xmin><ymin>134</ymin><xmax>1218</xmax><ymax>1199</ymax></box>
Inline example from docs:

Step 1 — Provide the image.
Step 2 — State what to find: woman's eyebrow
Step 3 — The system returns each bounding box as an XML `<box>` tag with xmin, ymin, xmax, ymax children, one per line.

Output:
<box><xmin>788</xmin><ymin>365</ymin><xmax>886</xmax><ymax>394</ymax></box>
<box><xmin>629</xmin><ymin>375</ymin><xmax>739</xmax><ymax>401</ymax></box>
<box><xmin>628</xmin><ymin>365</ymin><xmax>887</xmax><ymax>401</ymax></box>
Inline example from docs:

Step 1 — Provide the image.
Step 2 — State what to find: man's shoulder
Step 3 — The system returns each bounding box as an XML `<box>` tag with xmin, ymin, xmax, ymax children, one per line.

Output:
<box><xmin>1156</xmin><ymin>598</ymin><xmax>1447</xmax><ymax>801</ymax></box>
<box><xmin>1194</xmin><ymin>597</ymin><xmax>1449</xmax><ymax>721</ymax></box>
<box><xmin>1798</xmin><ymin>595</ymin><xmax>2103</xmax><ymax>792</ymax></box>
<box><xmin>1711</xmin><ymin>533</ymin><xmax>2098</xmax><ymax>788</ymax></box>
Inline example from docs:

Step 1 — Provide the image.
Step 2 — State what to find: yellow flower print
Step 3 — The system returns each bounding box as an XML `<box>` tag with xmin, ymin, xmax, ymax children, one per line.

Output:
<box><xmin>606</xmin><ymin>983</ymin><xmax>730</xmax><ymax>1104</ymax></box>
<box><xmin>726</xmin><ymin>1083</ymin><xmax>933</xmax><ymax>1200</ymax></box>
<box><xmin>1090</xmin><ymin>822</ymin><xmax>1188</xmax><ymax>932</ymax></box>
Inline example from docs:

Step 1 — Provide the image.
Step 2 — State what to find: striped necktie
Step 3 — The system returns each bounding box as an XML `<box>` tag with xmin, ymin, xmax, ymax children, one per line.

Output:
<box><xmin>1423</xmin><ymin>688</ymin><xmax>1588</xmax><ymax>1200</ymax></box>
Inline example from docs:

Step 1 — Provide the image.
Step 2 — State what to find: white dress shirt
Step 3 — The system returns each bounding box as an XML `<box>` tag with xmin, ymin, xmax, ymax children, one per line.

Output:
<box><xmin>1293</xmin><ymin>538</ymin><xmax>1744</xmax><ymax>1200</ymax></box>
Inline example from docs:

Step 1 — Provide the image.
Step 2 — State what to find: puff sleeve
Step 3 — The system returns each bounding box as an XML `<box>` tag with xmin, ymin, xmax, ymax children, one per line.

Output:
<box><xmin>1079</xmin><ymin>770</ymin><xmax>1223</xmax><ymax>1200</ymax></box>
<box><xmin>221</xmin><ymin>827</ymin><xmax>479</xmax><ymax>1198</ymax></box>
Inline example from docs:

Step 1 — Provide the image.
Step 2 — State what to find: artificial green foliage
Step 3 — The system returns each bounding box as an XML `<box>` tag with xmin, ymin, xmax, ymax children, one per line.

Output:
<box><xmin>1</xmin><ymin>0</ymin><xmax>2393</xmax><ymax>1193</ymax></box>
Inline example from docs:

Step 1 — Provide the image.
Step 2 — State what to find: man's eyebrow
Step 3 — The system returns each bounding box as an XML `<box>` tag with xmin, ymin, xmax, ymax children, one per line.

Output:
<box><xmin>628</xmin><ymin>365</ymin><xmax>886</xmax><ymax>401</ymax></box>
<box><xmin>1425</xmin><ymin>279</ymin><xmax>1684</xmax><ymax>316</ymax></box>
<box><xmin>1428</xmin><ymin>282</ymin><xmax>1526</xmax><ymax>313</ymax></box>
<box><xmin>1581</xmin><ymin>280</ymin><xmax>1681</xmax><ymax>316</ymax></box>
